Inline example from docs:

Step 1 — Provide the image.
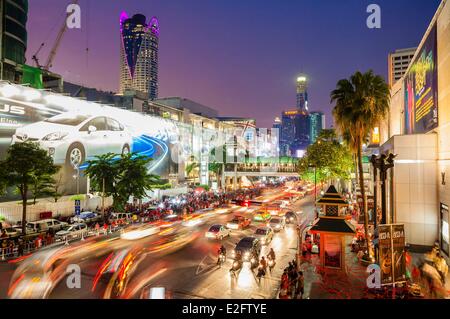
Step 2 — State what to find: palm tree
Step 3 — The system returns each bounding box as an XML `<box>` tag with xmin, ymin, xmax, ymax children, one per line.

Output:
<box><xmin>84</xmin><ymin>153</ymin><xmax>116</xmax><ymax>218</ymax></box>
<box><xmin>185</xmin><ymin>162</ymin><xmax>200</xmax><ymax>184</ymax></box>
<box><xmin>331</xmin><ymin>70</ymin><xmax>390</xmax><ymax>260</ymax></box>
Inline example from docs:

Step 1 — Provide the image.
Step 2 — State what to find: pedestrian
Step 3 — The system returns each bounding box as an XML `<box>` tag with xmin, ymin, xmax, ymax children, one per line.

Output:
<box><xmin>280</xmin><ymin>269</ymin><xmax>290</xmax><ymax>298</ymax></box>
<box><xmin>295</xmin><ymin>271</ymin><xmax>304</xmax><ymax>299</ymax></box>
<box><xmin>292</xmin><ymin>259</ymin><xmax>298</xmax><ymax>270</ymax></box>
<box><xmin>17</xmin><ymin>238</ymin><xmax>24</xmax><ymax>257</ymax></box>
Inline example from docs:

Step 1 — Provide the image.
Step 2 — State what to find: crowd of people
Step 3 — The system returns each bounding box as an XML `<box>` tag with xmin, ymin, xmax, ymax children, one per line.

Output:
<box><xmin>0</xmin><ymin>187</ymin><xmax>263</xmax><ymax>259</ymax></box>
<box><xmin>278</xmin><ymin>259</ymin><xmax>304</xmax><ymax>299</ymax></box>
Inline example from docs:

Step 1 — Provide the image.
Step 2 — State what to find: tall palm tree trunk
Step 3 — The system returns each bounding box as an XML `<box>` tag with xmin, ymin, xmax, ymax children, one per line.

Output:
<box><xmin>101</xmin><ymin>178</ymin><xmax>105</xmax><ymax>218</ymax></box>
<box><xmin>357</xmin><ymin>141</ymin><xmax>370</xmax><ymax>258</ymax></box>
<box><xmin>21</xmin><ymin>186</ymin><xmax>28</xmax><ymax>236</ymax></box>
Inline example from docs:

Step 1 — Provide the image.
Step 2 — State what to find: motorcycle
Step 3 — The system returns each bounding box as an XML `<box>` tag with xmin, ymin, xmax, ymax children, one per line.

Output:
<box><xmin>230</xmin><ymin>260</ymin><xmax>242</xmax><ymax>277</ymax></box>
<box><xmin>256</xmin><ymin>265</ymin><xmax>266</xmax><ymax>283</ymax></box>
<box><xmin>217</xmin><ymin>253</ymin><xmax>226</xmax><ymax>268</ymax></box>
<box><xmin>267</xmin><ymin>257</ymin><xmax>276</xmax><ymax>272</ymax></box>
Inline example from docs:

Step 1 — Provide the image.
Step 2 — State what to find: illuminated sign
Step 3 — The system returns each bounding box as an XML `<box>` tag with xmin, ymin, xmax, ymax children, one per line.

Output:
<box><xmin>404</xmin><ymin>25</ymin><xmax>438</xmax><ymax>134</ymax></box>
<box><xmin>283</xmin><ymin>110</ymin><xmax>299</xmax><ymax>116</ymax></box>
<box><xmin>371</xmin><ymin>127</ymin><xmax>380</xmax><ymax>145</ymax></box>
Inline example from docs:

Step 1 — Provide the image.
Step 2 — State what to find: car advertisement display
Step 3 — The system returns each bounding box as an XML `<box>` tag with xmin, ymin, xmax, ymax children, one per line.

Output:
<box><xmin>404</xmin><ymin>24</ymin><xmax>438</xmax><ymax>134</ymax></box>
<box><xmin>391</xmin><ymin>224</ymin><xmax>406</xmax><ymax>283</ymax></box>
<box><xmin>0</xmin><ymin>83</ymin><xmax>188</xmax><ymax>197</ymax></box>
<box><xmin>378</xmin><ymin>224</ymin><xmax>393</xmax><ymax>285</ymax></box>
<box><xmin>378</xmin><ymin>224</ymin><xmax>406</xmax><ymax>286</ymax></box>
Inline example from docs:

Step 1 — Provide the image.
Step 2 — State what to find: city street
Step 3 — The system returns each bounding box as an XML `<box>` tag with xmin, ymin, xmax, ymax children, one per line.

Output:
<box><xmin>1</xmin><ymin>188</ymin><xmax>316</xmax><ymax>299</ymax></box>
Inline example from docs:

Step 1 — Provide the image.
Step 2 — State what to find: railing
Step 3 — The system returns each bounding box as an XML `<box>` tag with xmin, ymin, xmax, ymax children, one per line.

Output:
<box><xmin>0</xmin><ymin>221</ymin><xmax>138</xmax><ymax>261</ymax></box>
<box><xmin>224</xmin><ymin>164</ymin><xmax>298</xmax><ymax>173</ymax></box>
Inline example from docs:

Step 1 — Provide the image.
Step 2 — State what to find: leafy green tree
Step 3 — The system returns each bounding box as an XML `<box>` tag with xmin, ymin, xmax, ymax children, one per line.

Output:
<box><xmin>30</xmin><ymin>173</ymin><xmax>57</xmax><ymax>205</ymax></box>
<box><xmin>0</xmin><ymin>142</ymin><xmax>58</xmax><ymax>234</ymax></box>
<box><xmin>84</xmin><ymin>153</ymin><xmax>117</xmax><ymax>217</ymax></box>
<box><xmin>114</xmin><ymin>153</ymin><xmax>160</xmax><ymax>211</ymax></box>
<box><xmin>331</xmin><ymin>70</ymin><xmax>390</xmax><ymax>259</ymax></box>
<box><xmin>298</xmin><ymin>129</ymin><xmax>353</xmax><ymax>186</ymax></box>
<box><xmin>185</xmin><ymin>162</ymin><xmax>199</xmax><ymax>183</ymax></box>
<box><xmin>85</xmin><ymin>153</ymin><xmax>160</xmax><ymax>213</ymax></box>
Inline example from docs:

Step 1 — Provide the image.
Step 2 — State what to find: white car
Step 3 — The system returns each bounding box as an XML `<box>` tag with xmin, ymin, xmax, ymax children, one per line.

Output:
<box><xmin>56</xmin><ymin>223</ymin><xmax>88</xmax><ymax>240</ymax></box>
<box><xmin>268</xmin><ymin>217</ymin><xmax>286</xmax><ymax>232</ymax></box>
<box><xmin>253</xmin><ymin>227</ymin><xmax>274</xmax><ymax>245</ymax></box>
<box><xmin>72</xmin><ymin>211</ymin><xmax>102</xmax><ymax>224</ymax></box>
<box><xmin>205</xmin><ymin>224</ymin><xmax>231</xmax><ymax>240</ymax></box>
<box><xmin>12</xmin><ymin>113</ymin><xmax>133</xmax><ymax>169</ymax></box>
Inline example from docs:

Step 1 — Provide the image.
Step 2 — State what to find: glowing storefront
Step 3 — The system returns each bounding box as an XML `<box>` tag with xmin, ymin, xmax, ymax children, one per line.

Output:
<box><xmin>380</xmin><ymin>0</ymin><xmax>450</xmax><ymax>259</ymax></box>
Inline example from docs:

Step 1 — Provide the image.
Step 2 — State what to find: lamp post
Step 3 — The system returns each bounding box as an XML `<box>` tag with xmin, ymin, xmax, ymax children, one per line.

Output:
<box><xmin>370</xmin><ymin>154</ymin><xmax>396</xmax><ymax>221</ymax></box>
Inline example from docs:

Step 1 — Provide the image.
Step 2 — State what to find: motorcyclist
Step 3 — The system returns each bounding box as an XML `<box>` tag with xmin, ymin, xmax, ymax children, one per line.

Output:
<box><xmin>259</xmin><ymin>256</ymin><xmax>268</xmax><ymax>272</ymax></box>
<box><xmin>257</xmin><ymin>256</ymin><xmax>267</xmax><ymax>279</ymax></box>
<box><xmin>217</xmin><ymin>245</ymin><xmax>227</xmax><ymax>264</ymax></box>
<box><xmin>231</xmin><ymin>251</ymin><xmax>243</xmax><ymax>272</ymax></box>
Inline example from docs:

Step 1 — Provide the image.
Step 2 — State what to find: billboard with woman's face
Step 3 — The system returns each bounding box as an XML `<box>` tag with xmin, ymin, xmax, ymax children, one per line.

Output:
<box><xmin>404</xmin><ymin>25</ymin><xmax>438</xmax><ymax>134</ymax></box>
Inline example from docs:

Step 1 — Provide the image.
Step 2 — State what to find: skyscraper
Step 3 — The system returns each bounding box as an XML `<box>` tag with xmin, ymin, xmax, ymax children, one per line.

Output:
<box><xmin>296</xmin><ymin>74</ymin><xmax>308</xmax><ymax>111</ymax></box>
<box><xmin>388</xmin><ymin>47</ymin><xmax>416</xmax><ymax>87</ymax></box>
<box><xmin>0</xmin><ymin>0</ymin><xmax>28</xmax><ymax>81</ymax></box>
<box><xmin>119</xmin><ymin>12</ymin><xmax>159</xmax><ymax>100</ymax></box>
<box><xmin>309</xmin><ymin>111</ymin><xmax>325</xmax><ymax>143</ymax></box>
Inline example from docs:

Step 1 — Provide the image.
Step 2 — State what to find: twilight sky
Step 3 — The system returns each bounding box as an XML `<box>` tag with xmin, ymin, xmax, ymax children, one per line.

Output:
<box><xmin>26</xmin><ymin>0</ymin><xmax>441</xmax><ymax>128</ymax></box>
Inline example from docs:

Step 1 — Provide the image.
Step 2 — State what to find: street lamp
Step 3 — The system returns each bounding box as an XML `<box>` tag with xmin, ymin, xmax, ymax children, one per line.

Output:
<box><xmin>370</xmin><ymin>153</ymin><xmax>396</xmax><ymax>262</ymax></box>
<box><xmin>371</xmin><ymin>153</ymin><xmax>396</xmax><ymax>224</ymax></box>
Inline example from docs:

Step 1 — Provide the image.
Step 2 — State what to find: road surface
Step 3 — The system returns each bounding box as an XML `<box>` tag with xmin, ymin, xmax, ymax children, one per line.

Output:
<box><xmin>1</xmin><ymin>188</ymin><xmax>316</xmax><ymax>299</ymax></box>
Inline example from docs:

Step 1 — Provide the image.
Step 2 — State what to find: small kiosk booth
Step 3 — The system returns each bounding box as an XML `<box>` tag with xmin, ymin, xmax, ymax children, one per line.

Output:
<box><xmin>310</xmin><ymin>185</ymin><xmax>356</xmax><ymax>271</ymax></box>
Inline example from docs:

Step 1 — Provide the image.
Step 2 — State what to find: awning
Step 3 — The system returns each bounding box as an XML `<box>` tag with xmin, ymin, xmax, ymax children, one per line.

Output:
<box><xmin>310</xmin><ymin>216</ymin><xmax>356</xmax><ymax>235</ymax></box>
<box><xmin>316</xmin><ymin>185</ymin><xmax>348</xmax><ymax>205</ymax></box>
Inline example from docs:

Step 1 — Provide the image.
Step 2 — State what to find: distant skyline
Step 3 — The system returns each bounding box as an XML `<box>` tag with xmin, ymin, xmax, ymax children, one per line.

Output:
<box><xmin>26</xmin><ymin>0</ymin><xmax>441</xmax><ymax>128</ymax></box>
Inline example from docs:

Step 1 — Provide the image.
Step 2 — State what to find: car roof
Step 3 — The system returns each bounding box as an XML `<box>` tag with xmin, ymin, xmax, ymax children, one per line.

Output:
<box><xmin>210</xmin><ymin>224</ymin><xmax>223</xmax><ymax>228</ymax></box>
<box><xmin>239</xmin><ymin>236</ymin><xmax>257</xmax><ymax>243</ymax></box>
<box><xmin>64</xmin><ymin>223</ymin><xmax>85</xmax><ymax>228</ymax></box>
<box><xmin>255</xmin><ymin>227</ymin><xmax>270</xmax><ymax>232</ymax></box>
<box><xmin>29</xmin><ymin>219</ymin><xmax>56</xmax><ymax>223</ymax></box>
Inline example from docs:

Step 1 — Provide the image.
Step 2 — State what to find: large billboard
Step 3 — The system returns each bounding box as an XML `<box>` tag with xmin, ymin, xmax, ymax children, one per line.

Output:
<box><xmin>0</xmin><ymin>83</ymin><xmax>183</xmax><ymax>196</ymax></box>
<box><xmin>404</xmin><ymin>24</ymin><xmax>438</xmax><ymax>134</ymax></box>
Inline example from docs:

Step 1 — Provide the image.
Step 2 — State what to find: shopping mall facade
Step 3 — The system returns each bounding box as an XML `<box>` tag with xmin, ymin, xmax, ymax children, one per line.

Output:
<box><xmin>378</xmin><ymin>0</ymin><xmax>450</xmax><ymax>260</ymax></box>
<box><xmin>0</xmin><ymin>81</ymin><xmax>280</xmax><ymax>199</ymax></box>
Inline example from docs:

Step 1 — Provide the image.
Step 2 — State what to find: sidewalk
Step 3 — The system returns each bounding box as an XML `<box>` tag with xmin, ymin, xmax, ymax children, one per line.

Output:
<box><xmin>298</xmin><ymin>239</ymin><xmax>450</xmax><ymax>299</ymax></box>
<box><xmin>300</xmin><ymin>238</ymin><xmax>369</xmax><ymax>299</ymax></box>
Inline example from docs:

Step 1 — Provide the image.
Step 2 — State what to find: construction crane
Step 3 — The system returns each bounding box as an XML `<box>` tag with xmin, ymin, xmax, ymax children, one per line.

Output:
<box><xmin>32</xmin><ymin>0</ymin><xmax>79</xmax><ymax>70</ymax></box>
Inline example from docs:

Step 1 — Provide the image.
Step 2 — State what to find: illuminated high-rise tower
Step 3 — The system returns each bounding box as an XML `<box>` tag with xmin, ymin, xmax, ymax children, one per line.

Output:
<box><xmin>119</xmin><ymin>12</ymin><xmax>159</xmax><ymax>100</ymax></box>
<box><xmin>296</xmin><ymin>74</ymin><xmax>308</xmax><ymax>111</ymax></box>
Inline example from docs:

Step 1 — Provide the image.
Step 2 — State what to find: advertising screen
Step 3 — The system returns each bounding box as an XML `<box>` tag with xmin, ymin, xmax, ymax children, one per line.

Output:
<box><xmin>404</xmin><ymin>25</ymin><xmax>438</xmax><ymax>134</ymax></box>
<box><xmin>0</xmin><ymin>83</ymin><xmax>184</xmax><ymax>196</ymax></box>
<box><xmin>378</xmin><ymin>225</ymin><xmax>393</xmax><ymax>285</ymax></box>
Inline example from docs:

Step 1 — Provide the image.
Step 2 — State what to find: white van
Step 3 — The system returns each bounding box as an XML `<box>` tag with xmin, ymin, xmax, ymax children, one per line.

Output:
<box><xmin>26</xmin><ymin>219</ymin><xmax>68</xmax><ymax>234</ymax></box>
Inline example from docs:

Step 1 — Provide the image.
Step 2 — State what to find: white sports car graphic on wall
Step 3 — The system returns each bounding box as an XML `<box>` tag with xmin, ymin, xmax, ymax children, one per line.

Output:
<box><xmin>12</xmin><ymin>113</ymin><xmax>133</xmax><ymax>168</ymax></box>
